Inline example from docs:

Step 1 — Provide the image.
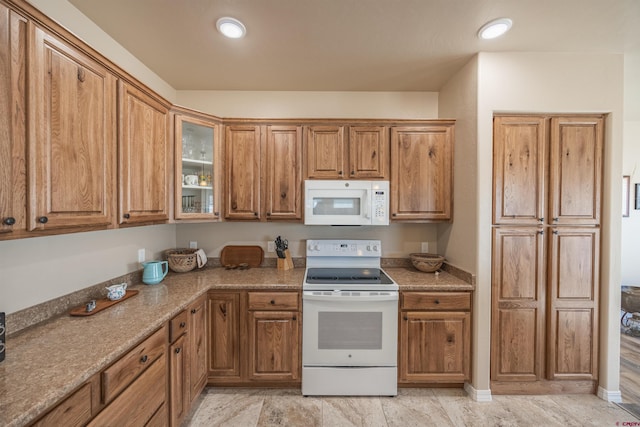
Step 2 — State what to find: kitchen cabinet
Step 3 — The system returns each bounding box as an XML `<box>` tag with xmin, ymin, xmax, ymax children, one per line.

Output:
<box><xmin>225</xmin><ymin>124</ymin><xmax>303</xmax><ymax>221</ymax></box>
<box><xmin>491</xmin><ymin>114</ymin><xmax>603</xmax><ymax>393</ymax></box>
<box><xmin>0</xmin><ymin>5</ymin><xmax>27</xmax><ymax>238</ymax></box>
<box><xmin>208</xmin><ymin>290</ymin><xmax>301</xmax><ymax>386</ymax></box>
<box><xmin>29</xmin><ymin>23</ymin><xmax>117</xmax><ymax>232</ymax></box>
<box><xmin>208</xmin><ymin>291</ymin><xmax>242</xmax><ymax>381</ymax></box>
<box><xmin>118</xmin><ymin>80</ymin><xmax>170</xmax><ymax>225</ymax></box>
<box><xmin>31</xmin><ymin>376</ymin><xmax>100</xmax><ymax>427</ymax></box>
<box><xmin>399</xmin><ymin>291</ymin><xmax>471</xmax><ymax>384</ymax></box>
<box><xmin>305</xmin><ymin>125</ymin><xmax>388</xmax><ymax>179</ymax></box>
<box><xmin>174</xmin><ymin>109</ymin><xmax>222</xmax><ymax>221</ymax></box>
<box><xmin>390</xmin><ymin>124</ymin><xmax>454</xmax><ymax>221</ymax></box>
<box><xmin>169</xmin><ymin>311</ymin><xmax>188</xmax><ymax>427</ymax></box>
<box><xmin>187</xmin><ymin>294</ymin><xmax>208</xmax><ymax>404</ymax></box>
<box><xmin>247</xmin><ymin>291</ymin><xmax>300</xmax><ymax>381</ymax></box>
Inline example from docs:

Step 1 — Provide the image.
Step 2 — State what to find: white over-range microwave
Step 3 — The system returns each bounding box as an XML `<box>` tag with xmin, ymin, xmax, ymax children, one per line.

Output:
<box><xmin>304</xmin><ymin>180</ymin><xmax>390</xmax><ymax>226</ymax></box>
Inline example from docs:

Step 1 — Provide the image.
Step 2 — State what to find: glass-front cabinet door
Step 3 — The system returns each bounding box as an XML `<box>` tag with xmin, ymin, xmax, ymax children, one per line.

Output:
<box><xmin>175</xmin><ymin>112</ymin><xmax>221</xmax><ymax>220</ymax></box>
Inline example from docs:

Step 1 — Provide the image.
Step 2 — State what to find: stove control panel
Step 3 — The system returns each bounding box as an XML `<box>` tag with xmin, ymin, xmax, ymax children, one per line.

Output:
<box><xmin>306</xmin><ymin>239</ymin><xmax>382</xmax><ymax>257</ymax></box>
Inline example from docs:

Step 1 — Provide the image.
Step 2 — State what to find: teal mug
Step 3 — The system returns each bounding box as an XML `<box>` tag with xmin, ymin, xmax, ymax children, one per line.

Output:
<box><xmin>142</xmin><ymin>261</ymin><xmax>168</xmax><ymax>285</ymax></box>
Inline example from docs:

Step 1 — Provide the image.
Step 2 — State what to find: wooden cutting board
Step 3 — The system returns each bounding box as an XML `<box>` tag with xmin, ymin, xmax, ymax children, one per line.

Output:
<box><xmin>70</xmin><ymin>290</ymin><xmax>139</xmax><ymax>316</ymax></box>
<box><xmin>220</xmin><ymin>245</ymin><xmax>264</xmax><ymax>267</ymax></box>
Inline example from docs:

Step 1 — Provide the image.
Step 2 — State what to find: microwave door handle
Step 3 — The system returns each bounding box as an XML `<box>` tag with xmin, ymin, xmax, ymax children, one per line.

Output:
<box><xmin>363</xmin><ymin>190</ymin><xmax>370</xmax><ymax>219</ymax></box>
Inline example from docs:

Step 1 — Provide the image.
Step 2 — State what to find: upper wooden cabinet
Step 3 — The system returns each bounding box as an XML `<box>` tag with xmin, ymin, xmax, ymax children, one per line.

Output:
<box><xmin>493</xmin><ymin>116</ymin><xmax>547</xmax><ymax>225</ymax></box>
<box><xmin>305</xmin><ymin>125</ymin><xmax>388</xmax><ymax>179</ymax></box>
<box><xmin>390</xmin><ymin>124</ymin><xmax>454</xmax><ymax>221</ymax></box>
<box><xmin>225</xmin><ymin>124</ymin><xmax>303</xmax><ymax>221</ymax></box>
<box><xmin>29</xmin><ymin>24</ymin><xmax>117</xmax><ymax>231</ymax></box>
<box><xmin>118</xmin><ymin>81</ymin><xmax>170</xmax><ymax>225</ymax></box>
<box><xmin>549</xmin><ymin>117</ymin><xmax>603</xmax><ymax>226</ymax></box>
<box><xmin>493</xmin><ymin>115</ymin><xmax>603</xmax><ymax>226</ymax></box>
<box><xmin>265</xmin><ymin>126</ymin><xmax>303</xmax><ymax>220</ymax></box>
<box><xmin>224</xmin><ymin>125</ymin><xmax>262</xmax><ymax>220</ymax></box>
<box><xmin>0</xmin><ymin>5</ymin><xmax>27</xmax><ymax>237</ymax></box>
<box><xmin>174</xmin><ymin>110</ymin><xmax>222</xmax><ymax>221</ymax></box>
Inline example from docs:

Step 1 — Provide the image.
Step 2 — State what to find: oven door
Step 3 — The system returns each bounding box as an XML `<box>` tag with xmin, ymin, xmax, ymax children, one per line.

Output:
<box><xmin>302</xmin><ymin>291</ymin><xmax>398</xmax><ymax>366</ymax></box>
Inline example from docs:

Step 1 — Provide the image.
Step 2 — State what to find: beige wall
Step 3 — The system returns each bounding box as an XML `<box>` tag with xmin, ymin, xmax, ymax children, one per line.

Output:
<box><xmin>0</xmin><ymin>225</ymin><xmax>177</xmax><ymax>314</ymax></box>
<box><xmin>475</xmin><ymin>52</ymin><xmax>624</xmax><ymax>396</ymax></box>
<box><xmin>176</xmin><ymin>90</ymin><xmax>438</xmax><ymax>119</ymax></box>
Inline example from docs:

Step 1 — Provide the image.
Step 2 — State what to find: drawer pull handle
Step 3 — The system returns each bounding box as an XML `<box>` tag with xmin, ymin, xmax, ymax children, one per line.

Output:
<box><xmin>38</xmin><ymin>216</ymin><xmax>48</xmax><ymax>224</ymax></box>
<box><xmin>191</xmin><ymin>308</ymin><xmax>197</xmax><ymax>314</ymax></box>
<box><xmin>292</xmin><ymin>316</ymin><xmax>297</xmax><ymax>321</ymax></box>
<box><xmin>3</xmin><ymin>217</ymin><xmax>16</xmax><ymax>226</ymax></box>
<box><xmin>270</xmin><ymin>300</ymin><xmax>275</xmax><ymax>305</ymax></box>
<box><xmin>123</xmin><ymin>213</ymin><xmax>130</xmax><ymax>219</ymax></box>
<box><xmin>140</xmin><ymin>355</ymin><xmax>148</xmax><ymax>363</ymax></box>
<box><xmin>175</xmin><ymin>348</ymin><xmax>181</xmax><ymax>354</ymax></box>
<box><xmin>179</xmin><ymin>322</ymin><xmax>186</xmax><ymax>328</ymax></box>
<box><xmin>434</xmin><ymin>300</ymin><xmax>440</xmax><ymax>304</ymax></box>
<box><xmin>404</xmin><ymin>316</ymin><xmax>408</xmax><ymax>321</ymax></box>
<box><xmin>447</xmin><ymin>335</ymin><xmax>454</xmax><ymax>343</ymax></box>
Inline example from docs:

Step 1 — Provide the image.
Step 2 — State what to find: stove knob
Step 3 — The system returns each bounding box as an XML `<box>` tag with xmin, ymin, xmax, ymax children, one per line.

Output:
<box><xmin>373</xmin><ymin>245</ymin><xmax>379</xmax><ymax>252</ymax></box>
<box><xmin>366</xmin><ymin>245</ymin><xmax>371</xmax><ymax>251</ymax></box>
<box><xmin>314</xmin><ymin>244</ymin><xmax>320</xmax><ymax>251</ymax></box>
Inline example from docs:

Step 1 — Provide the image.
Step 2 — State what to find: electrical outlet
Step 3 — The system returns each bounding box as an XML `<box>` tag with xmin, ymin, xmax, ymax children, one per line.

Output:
<box><xmin>421</xmin><ymin>242</ymin><xmax>429</xmax><ymax>253</ymax></box>
<box><xmin>189</xmin><ymin>241</ymin><xmax>197</xmax><ymax>249</ymax></box>
<box><xmin>267</xmin><ymin>241</ymin><xmax>276</xmax><ymax>253</ymax></box>
<box><xmin>137</xmin><ymin>249</ymin><xmax>145</xmax><ymax>263</ymax></box>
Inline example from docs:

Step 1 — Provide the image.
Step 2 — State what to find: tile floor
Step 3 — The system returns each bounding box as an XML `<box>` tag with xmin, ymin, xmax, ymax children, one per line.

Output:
<box><xmin>185</xmin><ymin>387</ymin><xmax>638</xmax><ymax>426</ymax></box>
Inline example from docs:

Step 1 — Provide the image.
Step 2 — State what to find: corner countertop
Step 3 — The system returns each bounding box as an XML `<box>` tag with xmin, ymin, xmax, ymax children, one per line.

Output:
<box><xmin>0</xmin><ymin>265</ymin><xmax>470</xmax><ymax>427</ymax></box>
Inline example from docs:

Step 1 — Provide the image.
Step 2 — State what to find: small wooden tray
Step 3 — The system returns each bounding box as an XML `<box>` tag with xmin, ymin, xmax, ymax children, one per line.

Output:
<box><xmin>220</xmin><ymin>245</ymin><xmax>264</xmax><ymax>268</ymax></box>
<box><xmin>70</xmin><ymin>290</ymin><xmax>139</xmax><ymax>316</ymax></box>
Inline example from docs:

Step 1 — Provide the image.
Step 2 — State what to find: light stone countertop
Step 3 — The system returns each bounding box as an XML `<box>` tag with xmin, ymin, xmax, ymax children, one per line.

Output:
<box><xmin>0</xmin><ymin>266</ymin><xmax>470</xmax><ymax>427</ymax></box>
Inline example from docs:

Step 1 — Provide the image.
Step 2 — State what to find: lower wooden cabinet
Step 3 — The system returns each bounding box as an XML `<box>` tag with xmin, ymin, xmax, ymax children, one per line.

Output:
<box><xmin>169</xmin><ymin>330</ymin><xmax>188</xmax><ymax>427</ymax></box>
<box><xmin>399</xmin><ymin>291</ymin><xmax>471</xmax><ymax>384</ymax></box>
<box><xmin>31</xmin><ymin>378</ymin><xmax>100</xmax><ymax>427</ymax></box>
<box><xmin>208</xmin><ymin>290</ymin><xmax>301</xmax><ymax>386</ymax></box>
<box><xmin>188</xmin><ymin>294</ymin><xmax>208</xmax><ymax>403</ymax></box>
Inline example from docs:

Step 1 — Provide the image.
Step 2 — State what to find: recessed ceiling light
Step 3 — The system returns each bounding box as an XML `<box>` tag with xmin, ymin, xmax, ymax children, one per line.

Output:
<box><xmin>216</xmin><ymin>17</ymin><xmax>246</xmax><ymax>39</ymax></box>
<box><xmin>478</xmin><ymin>18</ymin><xmax>512</xmax><ymax>40</ymax></box>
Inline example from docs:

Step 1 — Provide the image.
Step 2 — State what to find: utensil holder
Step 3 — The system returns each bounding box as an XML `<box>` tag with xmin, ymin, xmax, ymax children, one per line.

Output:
<box><xmin>277</xmin><ymin>249</ymin><xmax>294</xmax><ymax>271</ymax></box>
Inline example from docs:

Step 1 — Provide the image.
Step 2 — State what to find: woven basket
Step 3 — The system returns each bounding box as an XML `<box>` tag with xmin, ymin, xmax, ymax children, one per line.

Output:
<box><xmin>410</xmin><ymin>253</ymin><xmax>445</xmax><ymax>273</ymax></box>
<box><xmin>165</xmin><ymin>248</ymin><xmax>198</xmax><ymax>273</ymax></box>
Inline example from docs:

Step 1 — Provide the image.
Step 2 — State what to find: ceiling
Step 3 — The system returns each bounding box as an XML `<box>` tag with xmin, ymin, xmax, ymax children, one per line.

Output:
<box><xmin>68</xmin><ymin>0</ymin><xmax>640</xmax><ymax>92</ymax></box>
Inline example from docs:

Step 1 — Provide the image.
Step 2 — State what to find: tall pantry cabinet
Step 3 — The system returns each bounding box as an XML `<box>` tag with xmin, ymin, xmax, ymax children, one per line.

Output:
<box><xmin>491</xmin><ymin>115</ymin><xmax>603</xmax><ymax>392</ymax></box>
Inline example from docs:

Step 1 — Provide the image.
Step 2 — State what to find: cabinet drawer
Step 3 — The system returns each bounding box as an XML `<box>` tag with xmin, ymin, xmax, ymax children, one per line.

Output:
<box><xmin>248</xmin><ymin>292</ymin><xmax>299</xmax><ymax>310</ymax></box>
<box><xmin>32</xmin><ymin>382</ymin><xmax>93</xmax><ymax>427</ymax></box>
<box><xmin>170</xmin><ymin>310</ymin><xmax>188</xmax><ymax>343</ymax></box>
<box><xmin>89</xmin><ymin>354</ymin><xmax>167</xmax><ymax>426</ymax></box>
<box><xmin>102</xmin><ymin>325</ymin><xmax>167</xmax><ymax>403</ymax></box>
<box><xmin>401</xmin><ymin>292</ymin><xmax>471</xmax><ymax>310</ymax></box>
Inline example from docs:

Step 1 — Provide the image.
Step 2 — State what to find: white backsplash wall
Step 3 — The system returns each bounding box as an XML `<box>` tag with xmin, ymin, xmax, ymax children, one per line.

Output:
<box><xmin>175</xmin><ymin>222</ymin><xmax>438</xmax><ymax>259</ymax></box>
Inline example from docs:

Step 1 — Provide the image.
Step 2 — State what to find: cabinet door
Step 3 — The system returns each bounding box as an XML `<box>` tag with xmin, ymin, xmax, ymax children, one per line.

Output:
<box><xmin>188</xmin><ymin>295</ymin><xmax>208</xmax><ymax>403</ymax></box>
<box><xmin>169</xmin><ymin>335</ymin><xmax>188</xmax><ymax>427</ymax></box>
<box><xmin>349</xmin><ymin>126</ymin><xmax>388</xmax><ymax>179</ymax></box>
<box><xmin>30</xmin><ymin>25</ymin><xmax>116</xmax><ymax>231</ymax></box>
<box><xmin>491</xmin><ymin>227</ymin><xmax>545</xmax><ymax>382</ymax></box>
<box><xmin>400</xmin><ymin>311</ymin><xmax>470</xmax><ymax>382</ymax></box>
<box><xmin>265</xmin><ymin>126</ymin><xmax>302</xmax><ymax>220</ymax></box>
<box><xmin>225</xmin><ymin>125</ymin><xmax>261</xmax><ymax>220</ymax></box>
<box><xmin>547</xmin><ymin>227</ymin><xmax>599</xmax><ymax>380</ymax></box>
<box><xmin>549</xmin><ymin>116</ymin><xmax>603</xmax><ymax>226</ymax></box>
<box><xmin>305</xmin><ymin>126</ymin><xmax>345</xmax><ymax>179</ymax></box>
<box><xmin>493</xmin><ymin>116</ymin><xmax>546</xmax><ymax>225</ymax></box>
<box><xmin>208</xmin><ymin>292</ymin><xmax>241</xmax><ymax>379</ymax></box>
<box><xmin>390</xmin><ymin>125</ymin><xmax>453</xmax><ymax>221</ymax></box>
<box><xmin>175</xmin><ymin>114</ymin><xmax>221</xmax><ymax>220</ymax></box>
<box><xmin>247</xmin><ymin>310</ymin><xmax>300</xmax><ymax>381</ymax></box>
<box><xmin>0</xmin><ymin>6</ymin><xmax>27</xmax><ymax>237</ymax></box>
<box><xmin>119</xmin><ymin>81</ymin><xmax>169</xmax><ymax>224</ymax></box>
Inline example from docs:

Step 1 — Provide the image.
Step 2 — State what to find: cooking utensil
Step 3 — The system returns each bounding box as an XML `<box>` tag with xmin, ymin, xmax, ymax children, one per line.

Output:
<box><xmin>275</xmin><ymin>236</ymin><xmax>288</xmax><ymax>258</ymax></box>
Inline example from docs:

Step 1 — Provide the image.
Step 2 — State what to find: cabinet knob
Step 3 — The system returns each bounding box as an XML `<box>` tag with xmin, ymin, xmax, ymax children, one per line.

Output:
<box><xmin>38</xmin><ymin>216</ymin><xmax>48</xmax><ymax>224</ymax></box>
<box><xmin>338</xmin><ymin>171</ymin><xmax>343</xmax><ymax>175</ymax></box>
<box><xmin>404</xmin><ymin>316</ymin><xmax>408</xmax><ymax>321</ymax></box>
<box><xmin>140</xmin><ymin>355</ymin><xmax>148</xmax><ymax>363</ymax></box>
<box><xmin>179</xmin><ymin>322</ymin><xmax>186</xmax><ymax>328</ymax></box>
<box><xmin>552</xmin><ymin>217</ymin><xmax>559</xmax><ymax>222</ymax></box>
<box><xmin>392</xmin><ymin>213</ymin><xmax>397</xmax><ymax>217</ymax></box>
<box><xmin>434</xmin><ymin>299</ymin><xmax>440</xmax><ymax>304</ymax></box>
<box><xmin>266</xmin><ymin>212</ymin><xmax>271</xmax><ymax>216</ymax></box>
<box><xmin>270</xmin><ymin>300</ymin><xmax>275</xmax><ymax>305</ymax></box>
<box><xmin>3</xmin><ymin>217</ymin><xmax>16</xmax><ymax>226</ymax></box>
<box><xmin>123</xmin><ymin>213</ymin><xmax>130</xmax><ymax>219</ymax></box>
<box><xmin>292</xmin><ymin>316</ymin><xmax>297</xmax><ymax>321</ymax></box>
<box><xmin>191</xmin><ymin>308</ymin><xmax>197</xmax><ymax>314</ymax></box>
<box><xmin>538</xmin><ymin>217</ymin><xmax>544</xmax><ymax>222</ymax></box>
<box><xmin>214</xmin><ymin>212</ymin><xmax>219</xmax><ymax>216</ymax></box>
<box><xmin>280</xmin><ymin>192</ymin><xmax>286</xmax><ymax>199</ymax></box>
<box><xmin>175</xmin><ymin>347</ymin><xmax>181</xmax><ymax>354</ymax></box>
<box><xmin>447</xmin><ymin>335</ymin><xmax>454</xmax><ymax>343</ymax></box>
<box><xmin>351</xmin><ymin>171</ymin><xmax>355</xmax><ymax>175</ymax></box>
<box><xmin>254</xmin><ymin>212</ymin><xmax>258</xmax><ymax>216</ymax></box>
<box><xmin>232</xmin><ymin>203</ymin><xmax>237</xmax><ymax>210</ymax></box>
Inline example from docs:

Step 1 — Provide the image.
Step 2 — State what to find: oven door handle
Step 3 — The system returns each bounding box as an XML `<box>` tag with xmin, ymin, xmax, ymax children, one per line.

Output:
<box><xmin>303</xmin><ymin>292</ymin><xmax>398</xmax><ymax>302</ymax></box>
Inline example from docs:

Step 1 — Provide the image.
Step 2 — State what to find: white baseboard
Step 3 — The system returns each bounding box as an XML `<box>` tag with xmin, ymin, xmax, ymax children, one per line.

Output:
<box><xmin>597</xmin><ymin>386</ymin><xmax>622</xmax><ymax>403</ymax></box>
<box><xmin>464</xmin><ymin>382</ymin><xmax>493</xmax><ymax>402</ymax></box>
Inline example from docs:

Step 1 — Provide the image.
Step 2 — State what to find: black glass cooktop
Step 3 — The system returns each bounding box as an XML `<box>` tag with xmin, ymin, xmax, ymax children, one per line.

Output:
<box><xmin>305</xmin><ymin>268</ymin><xmax>394</xmax><ymax>285</ymax></box>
